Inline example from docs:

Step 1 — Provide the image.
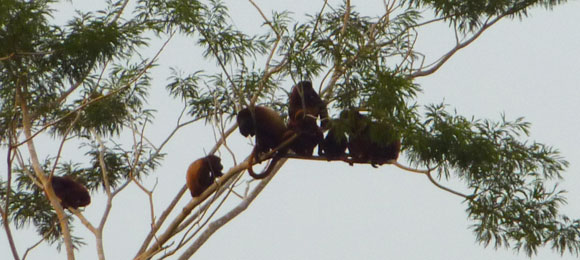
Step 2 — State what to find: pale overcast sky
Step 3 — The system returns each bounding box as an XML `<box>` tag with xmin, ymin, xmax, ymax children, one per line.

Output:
<box><xmin>1</xmin><ymin>1</ymin><xmax>579</xmax><ymax>260</ymax></box>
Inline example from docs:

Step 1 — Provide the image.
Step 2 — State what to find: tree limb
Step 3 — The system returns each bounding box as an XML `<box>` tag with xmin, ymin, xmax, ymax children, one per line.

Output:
<box><xmin>177</xmin><ymin>159</ymin><xmax>286</xmax><ymax>259</ymax></box>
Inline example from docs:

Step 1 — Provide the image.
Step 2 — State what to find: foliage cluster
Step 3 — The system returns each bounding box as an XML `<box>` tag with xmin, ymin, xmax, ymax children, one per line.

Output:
<box><xmin>0</xmin><ymin>0</ymin><xmax>577</xmax><ymax>259</ymax></box>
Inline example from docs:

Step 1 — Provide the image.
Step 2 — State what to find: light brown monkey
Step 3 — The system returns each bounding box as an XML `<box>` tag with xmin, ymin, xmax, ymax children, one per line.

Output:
<box><xmin>186</xmin><ymin>155</ymin><xmax>224</xmax><ymax>197</ymax></box>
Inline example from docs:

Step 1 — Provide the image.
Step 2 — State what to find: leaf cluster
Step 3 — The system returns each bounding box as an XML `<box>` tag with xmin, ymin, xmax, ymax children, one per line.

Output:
<box><xmin>404</xmin><ymin>104</ymin><xmax>577</xmax><ymax>255</ymax></box>
<box><xmin>404</xmin><ymin>0</ymin><xmax>568</xmax><ymax>31</ymax></box>
<box><xmin>1</xmin><ymin>161</ymin><xmax>85</xmax><ymax>249</ymax></box>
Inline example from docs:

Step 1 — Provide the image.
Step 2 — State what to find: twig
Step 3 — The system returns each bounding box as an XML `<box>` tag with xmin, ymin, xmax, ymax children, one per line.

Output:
<box><xmin>49</xmin><ymin>109</ymin><xmax>82</xmax><ymax>179</ymax></box>
<box><xmin>392</xmin><ymin>162</ymin><xmax>472</xmax><ymax>199</ymax></box>
<box><xmin>410</xmin><ymin>15</ymin><xmax>503</xmax><ymax>78</ymax></box>
<box><xmin>0</xmin><ymin>52</ymin><xmax>15</xmax><ymax>61</ymax></box>
<box><xmin>22</xmin><ymin>229</ymin><xmax>50</xmax><ymax>260</ymax></box>
<box><xmin>160</xmin><ymin>170</ymin><xmax>244</xmax><ymax>260</ymax></box>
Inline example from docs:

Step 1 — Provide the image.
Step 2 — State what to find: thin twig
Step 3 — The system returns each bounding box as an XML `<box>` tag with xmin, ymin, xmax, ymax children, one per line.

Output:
<box><xmin>22</xmin><ymin>230</ymin><xmax>49</xmax><ymax>260</ymax></box>
<box><xmin>392</xmin><ymin>162</ymin><xmax>471</xmax><ymax>199</ymax></box>
<box><xmin>2</xmin><ymin>132</ymin><xmax>20</xmax><ymax>260</ymax></box>
<box><xmin>410</xmin><ymin>15</ymin><xmax>503</xmax><ymax>78</ymax></box>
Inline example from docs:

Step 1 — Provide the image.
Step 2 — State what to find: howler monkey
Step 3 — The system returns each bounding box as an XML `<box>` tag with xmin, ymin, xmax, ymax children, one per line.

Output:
<box><xmin>237</xmin><ymin>106</ymin><xmax>290</xmax><ymax>179</ymax></box>
<box><xmin>342</xmin><ymin>110</ymin><xmax>401</xmax><ymax>167</ymax></box>
<box><xmin>318</xmin><ymin>122</ymin><xmax>348</xmax><ymax>160</ymax></box>
<box><xmin>288</xmin><ymin>81</ymin><xmax>329</xmax><ymax>128</ymax></box>
<box><xmin>186</xmin><ymin>155</ymin><xmax>224</xmax><ymax>197</ymax></box>
<box><xmin>287</xmin><ymin>110</ymin><xmax>323</xmax><ymax>156</ymax></box>
<box><xmin>51</xmin><ymin>176</ymin><xmax>91</xmax><ymax>209</ymax></box>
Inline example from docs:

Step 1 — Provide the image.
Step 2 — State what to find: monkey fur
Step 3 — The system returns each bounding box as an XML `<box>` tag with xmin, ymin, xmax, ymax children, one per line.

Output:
<box><xmin>237</xmin><ymin>106</ymin><xmax>290</xmax><ymax>179</ymax></box>
<box><xmin>51</xmin><ymin>176</ymin><xmax>91</xmax><ymax>209</ymax></box>
<box><xmin>318</xmin><ymin>125</ymin><xmax>348</xmax><ymax>161</ymax></box>
<box><xmin>287</xmin><ymin>110</ymin><xmax>323</xmax><ymax>156</ymax></box>
<box><xmin>342</xmin><ymin>110</ymin><xmax>401</xmax><ymax>167</ymax></box>
<box><xmin>288</xmin><ymin>81</ymin><xmax>329</xmax><ymax>129</ymax></box>
<box><xmin>186</xmin><ymin>155</ymin><xmax>224</xmax><ymax>197</ymax></box>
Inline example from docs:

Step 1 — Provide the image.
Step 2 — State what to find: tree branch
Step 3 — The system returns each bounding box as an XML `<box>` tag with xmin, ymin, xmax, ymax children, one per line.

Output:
<box><xmin>410</xmin><ymin>15</ymin><xmax>504</xmax><ymax>78</ymax></box>
<box><xmin>177</xmin><ymin>159</ymin><xmax>286</xmax><ymax>259</ymax></box>
<box><xmin>2</xmin><ymin>134</ymin><xmax>20</xmax><ymax>260</ymax></box>
<box><xmin>16</xmin><ymin>83</ymin><xmax>76</xmax><ymax>259</ymax></box>
<box><xmin>393</xmin><ymin>162</ymin><xmax>472</xmax><ymax>199</ymax></box>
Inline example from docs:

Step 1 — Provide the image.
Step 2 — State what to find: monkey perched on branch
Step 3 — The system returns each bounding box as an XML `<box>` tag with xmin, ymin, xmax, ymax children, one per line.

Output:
<box><xmin>341</xmin><ymin>110</ymin><xmax>401</xmax><ymax>167</ymax></box>
<box><xmin>186</xmin><ymin>155</ymin><xmax>224</xmax><ymax>197</ymax></box>
<box><xmin>318</xmin><ymin>119</ymin><xmax>348</xmax><ymax>160</ymax></box>
<box><xmin>288</xmin><ymin>81</ymin><xmax>329</xmax><ymax>129</ymax></box>
<box><xmin>287</xmin><ymin>110</ymin><xmax>323</xmax><ymax>156</ymax></box>
<box><xmin>51</xmin><ymin>176</ymin><xmax>91</xmax><ymax>209</ymax></box>
<box><xmin>237</xmin><ymin>106</ymin><xmax>291</xmax><ymax>179</ymax></box>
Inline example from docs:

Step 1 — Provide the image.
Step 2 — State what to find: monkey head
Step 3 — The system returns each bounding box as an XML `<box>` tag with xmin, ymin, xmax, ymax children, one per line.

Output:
<box><xmin>205</xmin><ymin>155</ymin><xmax>224</xmax><ymax>178</ymax></box>
<box><xmin>237</xmin><ymin>108</ymin><xmax>256</xmax><ymax>137</ymax></box>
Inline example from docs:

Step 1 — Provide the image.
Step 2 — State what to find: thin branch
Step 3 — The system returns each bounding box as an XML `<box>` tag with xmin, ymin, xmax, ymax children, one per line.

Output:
<box><xmin>2</xmin><ymin>132</ymin><xmax>20</xmax><ymax>260</ymax></box>
<box><xmin>21</xmin><ymin>231</ymin><xmax>48</xmax><ymax>260</ymax></box>
<box><xmin>134</xmin><ymin>116</ymin><xmax>207</xmax><ymax>256</ymax></box>
<box><xmin>177</xmin><ymin>159</ymin><xmax>286</xmax><ymax>259</ymax></box>
<box><xmin>410</xmin><ymin>15</ymin><xmax>503</xmax><ymax>78</ymax></box>
<box><xmin>173</xmin><ymin>174</ymin><xmax>240</xmax><ymax>256</ymax></box>
<box><xmin>392</xmin><ymin>162</ymin><xmax>471</xmax><ymax>199</ymax></box>
<box><xmin>174</xmin><ymin>169</ymin><xmax>245</xmax><ymax>234</ymax></box>
<box><xmin>248</xmin><ymin>0</ymin><xmax>283</xmax><ymax>107</ymax></box>
<box><xmin>159</xmin><ymin>170</ymin><xmax>244</xmax><ymax>259</ymax></box>
<box><xmin>248</xmin><ymin>0</ymin><xmax>278</xmax><ymax>37</ymax></box>
<box><xmin>0</xmin><ymin>52</ymin><xmax>15</xmax><ymax>61</ymax></box>
<box><xmin>112</xmin><ymin>0</ymin><xmax>130</xmax><ymax>23</ymax></box>
<box><xmin>12</xmin><ymin>149</ymin><xmax>42</xmax><ymax>188</ymax></box>
<box><xmin>0</xmin><ymin>207</ymin><xmax>20</xmax><ymax>260</ymax></box>
<box><xmin>135</xmin><ymin>159</ymin><xmax>252</xmax><ymax>260</ymax></box>
<box><xmin>135</xmin><ymin>186</ymin><xmax>188</xmax><ymax>257</ymax></box>
<box><xmin>194</xmin><ymin>26</ymin><xmax>238</xmax><ymax>92</ymax></box>
<box><xmin>92</xmin><ymin>131</ymin><xmax>112</xmax><ymax>197</ymax></box>
<box><xmin>425</xmin><ymin>170</ymin><xmax>472</xmax><ymax>199</ymax></box>
<box><xmin>49</xmin><ymin>110</ymin><xmax>82</xmax><ymax>179</ymax></box>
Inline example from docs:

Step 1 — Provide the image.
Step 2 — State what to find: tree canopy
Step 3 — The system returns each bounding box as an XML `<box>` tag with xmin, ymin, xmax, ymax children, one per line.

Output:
<box><xmin>0</xmin><ymin>0</ymin><xmax>578</xmax><ymax>259</ymax></box>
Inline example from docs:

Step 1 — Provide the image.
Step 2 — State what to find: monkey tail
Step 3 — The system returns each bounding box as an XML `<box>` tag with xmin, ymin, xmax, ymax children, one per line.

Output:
<box><xmin>247</xmin><ymin>146</ymin><xmax>280</xmax><ymax>179</ymax></box>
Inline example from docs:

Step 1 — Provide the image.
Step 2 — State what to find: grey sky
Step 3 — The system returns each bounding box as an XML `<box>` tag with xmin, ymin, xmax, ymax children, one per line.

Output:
<box><xmin>1</xmin><ymin>1</ymin><xmax>579</xmax><ymax>259</ymax></box>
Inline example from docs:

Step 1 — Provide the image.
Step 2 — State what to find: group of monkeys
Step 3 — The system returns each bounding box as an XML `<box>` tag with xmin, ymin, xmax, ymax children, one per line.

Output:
<box><xmin>46</xmin><ymin>81</ymin><xmax>401</xmax><ymax>208</ymax></box>
<box><xmin>186</xmin><ymin>81</ymin><xmax>401</xmax><ymax>198</ymax></box>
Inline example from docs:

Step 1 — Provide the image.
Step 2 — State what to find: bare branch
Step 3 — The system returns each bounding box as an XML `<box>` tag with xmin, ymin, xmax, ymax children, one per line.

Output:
<box><xmin>49</xmin><ymin>110</ymin><xmax>82</xmax><ymax>179</ymax></box>
<box><xmin>392</xmin><ymin>162</ymin><xmax>472</xmax><ymax>199</ymax></box>
<box><xmin>410</xmin><ymin>16</ymin><xmax>503</xmax><ymax>78</ymax></box>
<box><xmin>0</xmin><ymin>206</ymin><xmax>20</xmax><ymax>260</ymax></box>
<box><xmin>22</xmin><ymin>230</ymin><xmax>49</xmax><ymax>260</ymax></box>
<box><xmin>177</xmin><ymin>159</ymin><xmax>286</xmax><ymax>259</ymax></box>
<box><xmin>2</xmin><ymin>132</ymin><xmax>21</xmax><ymax>260</ymax></box>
